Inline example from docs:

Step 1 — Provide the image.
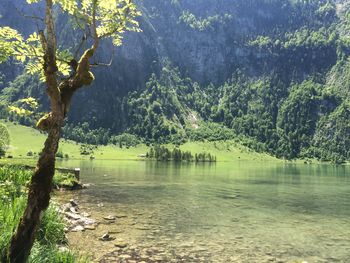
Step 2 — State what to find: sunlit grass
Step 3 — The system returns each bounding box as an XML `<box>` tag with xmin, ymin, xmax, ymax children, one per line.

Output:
<box><xmin>0</xmin><ymin>166</ymin><xmax>89</xmax><ymax>262</ymax></box>
<box><xmin>1</xmin><ymin>121</ymin><xmax>279</xmax><ymax>163</ymax></box>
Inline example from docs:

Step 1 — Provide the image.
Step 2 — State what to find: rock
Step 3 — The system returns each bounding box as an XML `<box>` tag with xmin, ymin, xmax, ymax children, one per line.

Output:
<box><xmin>58</xmin><ymin>246</ymin><xmax>69</xmax><ymax>252</ymax></box>
<box><xmin>136</xmin><ymin>225</ymin><xmax>150</xmax><ymax>230</ymax></box>
<box><xmin>114</xmin><ymin>241</ymin><xmax>128</xmax><ymax>248</ymax></box>
<box><xmin>108</xmin><ymin>230</ymin><xmax>123</xmax><ymax>234</ymax></box>
<box><xmin>99</xmin><ymin>233</ymin><xmax>116</xmax><ymax>241</ymax></box>
<box><xmin>82</xmin><ymin>183</ymin><xmax>91</xmax><ymax>189</ymax></box>
<box><xmin>71</xmin><ymin>225</ymin><xmax>85</xmax><ymax>232</ymax></box>
<box><xmin>61</xmin><ymin>203</ymin><xmax>71</xmax><ymax>212</ymax></box>
<box><xmin>78</xmin><ymin>217</ymin><xmax>96</xmax><ymax>225</ymax></box>
<box><xmin>70</xmin><ymin>207</ymin><xmax>79</xmax><ymax>214</ymax></box>
<box><xmin>103</xmin><ymin>215</ymin><xmax>116</xmax><ymax>221</ymax></box>
<box><xmin>118</xmin><ymin>254</ymin><xmax>131</xmax><ymax>259</ymax></box>
<box><xmin>70</xmin><ymin>199</ymin><xmax>78</xmax><ymax>207</ymax></box>
<box><xmin>81</xmin><ymin>212</ymin><xmax>91</xmax><ymax>217</ymax></box>
<box><xmin>65</xmin><ymin>212</ymin><xmax>81</xmax><ymax>220</ymax></box>
<box><xmin>116</xmin><ymin>214</ymin><xmax>127</xmax><ymax>218</ymax></box>
<box><xmin>84</xmin><ymin>225</ymin><xmax>96</xmax><ymax>230</ymax></box>
<box><xmin>151</xmin><ymin>255</ymin><xmax>165</xmax><ymax>261</ymax></box>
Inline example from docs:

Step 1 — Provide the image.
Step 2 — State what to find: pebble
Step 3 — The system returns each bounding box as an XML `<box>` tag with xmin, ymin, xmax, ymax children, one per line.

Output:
<box><xmin>118</xmin><ymin>254</ymin><xmax>131</xmax><ymax>259</ymax></box>
<box><xmin>70</xmin><ymin>199</ymin><xmax>78</xmax><ymax>207</ymax></box>
<box><xmin>114</xmin><ymin>241</ymin><xmax>128</xmax><ymax>248</ymax></box>
<box><xmin>84</xmin><ymin>225</ymin><xmax>96</xmax><ymax>230</ymax></box>
<box><xmin>99</xmin><ymin>233</ymin><xmax>116</xmax><ymax>241</ymax></box>
<box><xmin>70</xmin><ymin>207</ymin><xmax>79</xmax><ymax>214</ymax></box>
<box><xmin>58</xmin><ymin>246</ymin><xmax>69</xmax><ymax>252</ymax></box>
<box><xmin>65</xmin><ymin>212</ymin><xmax>81</xmax><ymax>220</ymax></box>
<box><xmin>136</xmin><ymin>225</ymin><xmax>151</xmax><ymax>230</ymax></box>
<box><xmin>81</xmin><ymin>212</ymin><xmax>91</xmax><ymax>217</ymax></box>
<box><xmin>103</xmin><ymin>215</ymin><xmax>116</xmax><ymax>221</ymax></box>
<box><xmin>116</xmin><ymin>214</ymin><xmax>127</xmax><ymax>218</ymax></box>
<box><xmin>71</xmin><ymin>225</ymin><xmax>84</xmax><ymax>232</ymax></box>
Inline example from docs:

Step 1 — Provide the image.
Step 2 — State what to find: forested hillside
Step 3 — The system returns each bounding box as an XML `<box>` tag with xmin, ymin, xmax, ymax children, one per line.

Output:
<box><xmin>1</xmin><ymin>0</ymin><xmax>350</xmax><ymax>162</ymax></box>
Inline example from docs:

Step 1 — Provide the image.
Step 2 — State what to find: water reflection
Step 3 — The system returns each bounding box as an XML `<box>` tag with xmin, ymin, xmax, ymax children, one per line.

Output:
<box><xmin>56</xmin><ymin>160</ymin><xmax>350</xmax><ymax>262</ymax></box>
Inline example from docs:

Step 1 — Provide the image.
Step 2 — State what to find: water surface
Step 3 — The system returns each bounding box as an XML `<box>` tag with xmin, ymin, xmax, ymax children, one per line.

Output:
<box><xmin>56</xmin><ymin>160</ymin><xmax>350</xmax><ymax>262</ymax></box>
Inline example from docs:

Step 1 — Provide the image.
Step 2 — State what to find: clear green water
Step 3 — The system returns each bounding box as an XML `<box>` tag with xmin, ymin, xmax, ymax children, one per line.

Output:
<box><xmin>57</xmin><ymin>160</ymin><xmax>350</xmax><ymax>262</ymax></box>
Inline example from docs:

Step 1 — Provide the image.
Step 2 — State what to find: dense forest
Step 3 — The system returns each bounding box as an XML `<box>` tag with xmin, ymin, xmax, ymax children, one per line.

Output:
<box><xmin>0</xmin><ymin>0</ymin><xmax>350</xmax><ymax>163</ymax></box>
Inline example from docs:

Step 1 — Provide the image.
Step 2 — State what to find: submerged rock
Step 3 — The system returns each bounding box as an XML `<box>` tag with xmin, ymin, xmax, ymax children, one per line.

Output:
<box><xmin>84</xmin><ymin>225</ymin><xmax>96</xmax><ymax>230</ymax></box>
<box><xmin>99</xmin><ymin>233</ymin><xmax>116</xmax><ymax>241</ymax></box>
<box><xmin>103</xmin><ymin>215</ymin><xmax>116</xmax><ymax>221</ymax></box>
<box><xmin>82</xmin><ymin>183</ymin><xmax>91</xmax><ymax>189</ymax></box>
<box><xmin>136</xmin><ymin>225</ymin><xmax>151</xmax><ymax>230</ymax></box>
<box><xmin>114</xmin><ymin>241</ymin><xmax>128</xmax><ymax>248</ymax></box>
<box><xmin>116</xmin><ymin>214</ymin><xmax>127</xmax><ymax>218</ymax></box>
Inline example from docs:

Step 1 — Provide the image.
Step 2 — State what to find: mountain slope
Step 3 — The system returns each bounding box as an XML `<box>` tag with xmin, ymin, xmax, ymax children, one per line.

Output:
<box><xmin>0</xmin><ymin>0</ymin><xmax>349</xmax><ymax>162</ymax></box>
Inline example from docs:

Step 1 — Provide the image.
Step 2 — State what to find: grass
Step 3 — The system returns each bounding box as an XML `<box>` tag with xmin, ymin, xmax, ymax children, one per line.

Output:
<box><xmin>177</xmin><ymin>140</ymin><xmax>279</xmax><ymax>162</ymax></box>
<box><xmin>1</xmin><ymin>121</ymin><xmax>279</xmax><ymax>163</ymax></box>
<box><xmin>1</xmin><ymin>121</ymin><xmax>149</xmax><ymax>162</ymax></box>
<box><xmin>0</xmin><ymin>165</ymin><xmax>88</xmax><ymax>263</ymax></box>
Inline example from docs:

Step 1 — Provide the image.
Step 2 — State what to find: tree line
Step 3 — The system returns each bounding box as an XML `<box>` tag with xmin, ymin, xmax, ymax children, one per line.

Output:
<box><xmin>147</xmin><ymin>146</ymin><xmax>217</xmax><ymax>163</ymax></box>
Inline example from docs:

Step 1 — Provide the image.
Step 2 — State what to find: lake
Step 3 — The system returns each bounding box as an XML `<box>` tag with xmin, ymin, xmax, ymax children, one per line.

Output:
<box><xmin>56</xmin><ymin>160</ymin><xmax>350</xmax><ymax>262</ymax></box>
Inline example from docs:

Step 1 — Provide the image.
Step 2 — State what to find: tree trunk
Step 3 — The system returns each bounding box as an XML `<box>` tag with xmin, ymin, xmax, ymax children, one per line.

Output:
<box><xmin>7</xmin><ymin>114</ymin><xmax>63</xmax><ymax>263</ymax></box>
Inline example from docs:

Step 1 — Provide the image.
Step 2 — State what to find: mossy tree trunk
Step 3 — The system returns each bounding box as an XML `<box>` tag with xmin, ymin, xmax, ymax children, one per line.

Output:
<box><xmin>8</xmin><ymin>117</ymin><xmax>63</xmax><ymax>262</ymax></box>
<box><xmin>7</xmin><ymin>1</ymin><xmax>98</xmax><ymax>261</ymax></box>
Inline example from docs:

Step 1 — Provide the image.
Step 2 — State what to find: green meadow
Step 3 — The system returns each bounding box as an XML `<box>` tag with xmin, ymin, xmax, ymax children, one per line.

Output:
<box><xmin>1</xmin><ymin>121</ymin><xmax>279</xmax><ymax>164</ymax></box>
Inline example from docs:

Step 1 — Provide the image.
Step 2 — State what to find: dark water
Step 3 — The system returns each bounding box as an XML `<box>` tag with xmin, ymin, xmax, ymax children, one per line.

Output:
<box><xmin>57</xmin><ymin>160</ymin><xmax>350</xmax><ymax>262</ymax></box>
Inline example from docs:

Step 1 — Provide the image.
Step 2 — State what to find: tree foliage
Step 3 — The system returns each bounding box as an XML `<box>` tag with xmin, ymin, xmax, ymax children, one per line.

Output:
<box><xmin>0</xmin><ymin>123</ymin><xmax>10</xmax><ymax>157</ymax></box>
<box><xmin>0</xmin><ymin>0</ymin><xmax>141</xmax><ymax>80</ymax></box>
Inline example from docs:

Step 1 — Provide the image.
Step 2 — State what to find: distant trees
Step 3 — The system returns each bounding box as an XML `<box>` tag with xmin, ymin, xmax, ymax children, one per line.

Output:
<box><xmin>310</xmin><ymin>100</ymin><xmax>350</xmax><ymax>164</ymax></box>
<box><xmin>179</xmin><ymin>10</ymin><xmax>233</xmax><ymax>31</ymax></box>
<box><xmin>147</xmin><ymin>146</ymin><xmax>216</xmax><ymax>163</ymax></box>
<box><xmin>110</xmin><ymin>133</ymin><xmax>140</xmax><ymax>148</ymax></box>
<box><xmin>277</xmin><ymin>80</ymin><xmax>322</xmax><ymax>159</ymax></box>
<box><xmin>62</xmin><ymin>122</ymin><xmax>110</xmax><ymax>145</ymax></box>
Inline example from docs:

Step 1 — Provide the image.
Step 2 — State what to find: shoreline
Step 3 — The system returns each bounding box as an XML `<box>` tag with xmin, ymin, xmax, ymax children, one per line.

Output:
<box><xmin>1</xmin><ymin>157</ymin><xmax>348</xmax><ymax>167</ymax></box>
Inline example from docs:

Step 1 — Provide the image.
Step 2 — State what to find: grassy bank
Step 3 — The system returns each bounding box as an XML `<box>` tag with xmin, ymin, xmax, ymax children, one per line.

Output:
<box><xmin>1</xmin><ymin>121</ymin><xmax>279</xmax><ymax>163</ymax></box>
<box><xmin>0</xmin><ymin>165</ymin><xmax>87</xmax><ymax>262</ymax></box>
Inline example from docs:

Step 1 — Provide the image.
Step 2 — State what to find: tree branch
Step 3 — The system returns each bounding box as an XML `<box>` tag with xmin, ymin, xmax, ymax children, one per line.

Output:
<box><xmin>98</xmin><ymin>21</ymin><xmax>124</xmax><ymax>39</ymax></box>
<box><xmin>44</xmin><ymin>0</ymin><xmax>60</xmax><ymax>113</ymax></box>
<box><xmin>74</xmin><ymin>34</ymin><xmax>87</xmax><ymax>59</ymax></box>
<box><xmin>91</xmin><ymin>0</ymin><xmax>99</xmax><ymax>52</ymax></box>
<box><xmin>15</xmin><ymin>7</ymin><xmax>44</xmax><ymax>22</ymax></box>
<box><xmin>90</xmin><ymin>47</ymin><xmax>115</xmax><ymax>67</ymax></box>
